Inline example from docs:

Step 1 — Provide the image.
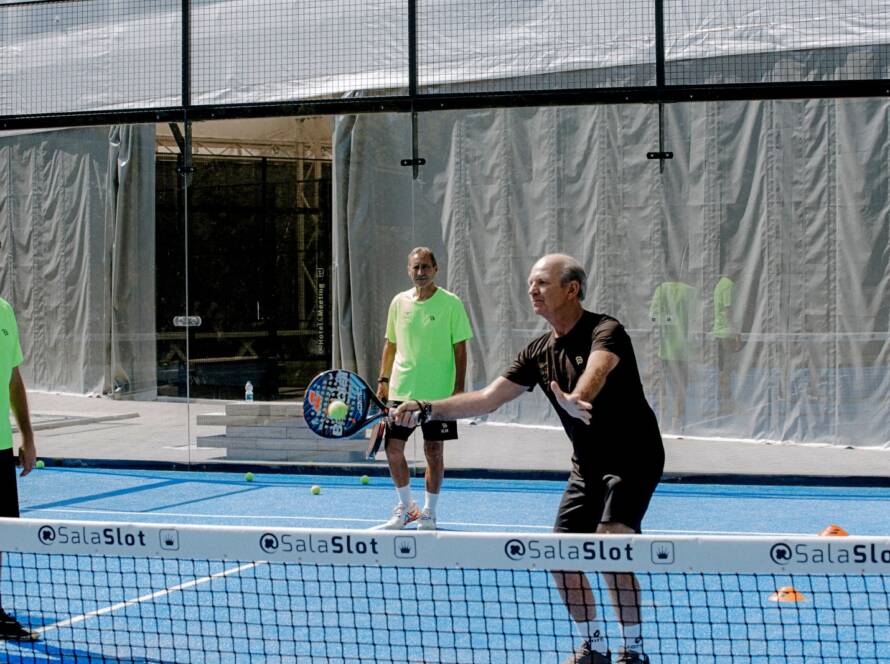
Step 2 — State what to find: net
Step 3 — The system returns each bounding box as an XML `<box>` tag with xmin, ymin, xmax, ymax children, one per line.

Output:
<box><xmin>0</xmin><ymin>518</ymin><xmax>888</xmax><ymax>663</ymax></box>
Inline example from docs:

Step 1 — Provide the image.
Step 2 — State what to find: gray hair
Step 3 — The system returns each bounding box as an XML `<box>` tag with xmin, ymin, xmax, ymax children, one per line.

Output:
<box><xmin>559</xmin><ymin>257</ymin><xmax>587</xmax><ymax>301</ymax></box>
<box><xmin>408</xmin><ymin>246</ymin><xmax>437</xmax><ymax>267</ymax></box>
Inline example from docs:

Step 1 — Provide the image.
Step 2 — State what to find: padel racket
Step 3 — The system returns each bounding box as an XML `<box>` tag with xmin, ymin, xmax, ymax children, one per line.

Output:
<box><xmin>303</xmin><ymin>370</ymin><xmax>388</xmax><ymax>444</ymax></box>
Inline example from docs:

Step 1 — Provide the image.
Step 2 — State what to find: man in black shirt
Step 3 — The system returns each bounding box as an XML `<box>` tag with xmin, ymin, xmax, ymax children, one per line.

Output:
<box><xmin>391</xmin><ymin>254</ymin><xmax>663</xmax><ymax>664</ymax></box>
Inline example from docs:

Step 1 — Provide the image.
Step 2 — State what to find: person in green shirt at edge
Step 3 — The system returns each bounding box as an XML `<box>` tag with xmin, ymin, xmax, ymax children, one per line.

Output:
<box><xmin>0</xmin><ymin>296</ymin><xmax>38</xmax><ymax>641</ymax></box>
<box><xmin>712</xmin><ymin>275</ymin><xmax>741</xmax><ymax>416</ymax></box>
<box><xmin>648</xmin><ymin>277</ymin><xmax>697</xmax><ymax>431</ymax></box>
<box><xmin>375</xmin><ymin>247</ymin><xmax>473</xmax><ymax>531</ymax></box>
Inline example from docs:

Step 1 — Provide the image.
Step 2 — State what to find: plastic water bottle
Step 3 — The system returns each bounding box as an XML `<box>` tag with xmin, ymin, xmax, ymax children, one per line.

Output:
<box><xmin>244</xmin><ymin>381</ymin><xmax>254</xmax><ymax>401</ymax></box>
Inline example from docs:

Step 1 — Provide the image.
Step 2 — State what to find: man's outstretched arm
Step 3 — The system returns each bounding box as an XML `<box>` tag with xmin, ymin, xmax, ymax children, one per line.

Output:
<box><xmin>392</xmin><ymin>376</ymin><xmax>526</xmax><ymax>425</ymax></box>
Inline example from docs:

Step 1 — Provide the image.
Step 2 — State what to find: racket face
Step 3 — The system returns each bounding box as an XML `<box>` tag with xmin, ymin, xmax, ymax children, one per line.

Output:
<box><xmin>303</xmin><ymin>370</ymin><xmax>383</xmax><ymax>438</ymax></box>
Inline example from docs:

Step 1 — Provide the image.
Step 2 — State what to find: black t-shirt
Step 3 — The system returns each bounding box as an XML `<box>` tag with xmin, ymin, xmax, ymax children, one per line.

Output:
<box><xmin>504</xmin><ymin>311</ymin><xmax>664</xmax><ymax>475</ymax></box>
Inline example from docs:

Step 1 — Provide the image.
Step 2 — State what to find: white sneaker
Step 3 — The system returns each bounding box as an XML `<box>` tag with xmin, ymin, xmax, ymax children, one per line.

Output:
<box><xmin>417</xmin><ymin>508</ymin><xmax>437</xmax><ymax>531</ymax></box>
<box><xmin>379</xmin><ymin>502</ymin><xmax>421</xmax><ymax>530</ymax></box>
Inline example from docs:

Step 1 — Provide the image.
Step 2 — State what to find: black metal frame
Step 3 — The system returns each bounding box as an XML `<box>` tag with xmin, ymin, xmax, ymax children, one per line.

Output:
<box><xmin>1</xmin><ymin>0</ymin><xmax>889</xmax><ymax>131</ymax></box>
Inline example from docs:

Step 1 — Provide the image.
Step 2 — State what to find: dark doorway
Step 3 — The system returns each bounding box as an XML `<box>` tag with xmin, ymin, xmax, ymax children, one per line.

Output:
<box><xmin>156</xmin><ymin>155</ymin><xmax>332</xmax><ymax>400</ymax></box>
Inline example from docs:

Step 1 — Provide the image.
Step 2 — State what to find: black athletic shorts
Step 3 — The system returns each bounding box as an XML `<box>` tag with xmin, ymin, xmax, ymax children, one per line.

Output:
<box><xmin>554</xmin><ymin>466</ymin><xmax>659</xmax><ymax>534</ymax></box>
<box><xmin>385</xmin><ymin>401</ymin><xmax>458</xmax><ymax>443</ymax></box>
<box><xmin>0</xmin><ymin>448</ymin><xmax>20</xmax><ymax>518</ymax></box>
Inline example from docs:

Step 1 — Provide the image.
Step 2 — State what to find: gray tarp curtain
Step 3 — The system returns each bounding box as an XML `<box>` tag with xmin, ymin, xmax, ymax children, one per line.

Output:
<box><xmin>0</xmin><ymin>125</ymin><xmax>156</xmax><ymax>398</ymax></box>
<box><xmin>333</xmin><ymin>101</ymin><xmax>890</xmax><ymax>449</ymax></box>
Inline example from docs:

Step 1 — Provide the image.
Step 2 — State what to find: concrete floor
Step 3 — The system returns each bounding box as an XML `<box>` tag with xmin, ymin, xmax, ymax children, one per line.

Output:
<box><xmin>21</xmin><ymin>391</ymin><xmax>890</xmax><ymax>482</ymax></box>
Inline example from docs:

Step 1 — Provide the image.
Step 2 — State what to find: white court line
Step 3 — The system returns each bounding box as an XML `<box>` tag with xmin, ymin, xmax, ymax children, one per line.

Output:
<box><xmin>31</xmin><ymin>507</ymin><xmax>550</xmax><ymax>532</ymax></box>
<box><xmin>26</xmin><ymin>508</ymin><xmax>813</xmax><ymax>537</ymax></box>
<box><xmin>28</xmin><ymin>508</ymin><xmax>380</xmax><ymax>525</ymax></box>
<box><xmin>35</xmin><ymin>561</ymin><xmax>263</xmax><ymax>635</ymax></box>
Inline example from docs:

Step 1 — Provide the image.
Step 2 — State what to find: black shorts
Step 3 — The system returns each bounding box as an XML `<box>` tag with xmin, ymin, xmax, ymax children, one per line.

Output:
<box><xmin>386</xmin><ymin>401</ymin><xmax>458</xmax><ymax>443</ymax></box>
<box><xmin>0</xmin><ymin>448</ymin><xmax>20</xmax><ymax>518</ymax></box>
<box><xmin>553</xmin><ymin>467</ymin><xmax>659</xmax><ymax>534</ymax></box>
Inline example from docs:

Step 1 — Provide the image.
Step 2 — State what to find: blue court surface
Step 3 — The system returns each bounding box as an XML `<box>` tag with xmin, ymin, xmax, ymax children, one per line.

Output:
<box><xmin>2</xmin><ymin>468</ymin><xmax>889</xmax><ymax>663</ymax></box>
<box><xmin>16</xmin><ymin>467</ymin><xmax>890</xmax><ymax>535</ymax></box>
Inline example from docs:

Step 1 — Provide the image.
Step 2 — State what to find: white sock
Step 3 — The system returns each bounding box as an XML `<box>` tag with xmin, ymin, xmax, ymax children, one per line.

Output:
<box><xmin>396</xmin><ymin>485</ymin><xmax>413</xmax><ymax>507</ymax></box>
<box><xmin>620</xmin><ymin>622</ymin><xmax>643</xmax><ymax>652</ymax></box>
<box><xmin>424</xmin><ymin>492</ymin><xmax>439</xmax><ymax>513</ymax></box>
<box><xmin>580</xmin><ymin>621</ymin><xmax>608</xmax><ymax>654</ymax></box>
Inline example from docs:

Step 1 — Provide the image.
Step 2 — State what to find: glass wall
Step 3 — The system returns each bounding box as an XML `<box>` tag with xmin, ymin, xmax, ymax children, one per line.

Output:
<box><xmin>0</xmin><ymin>124</ymin><xmax>193</xmax><ymax>466</ymax></box>
<box><xmin>4</xmin><ymin>102</ymin><xmax>887</xmax><ymax>477</ymax></box>
<box><xmin>156</xmin><ymin>153</ymin><xmax>332</xmax><ymax>401</ymax></box>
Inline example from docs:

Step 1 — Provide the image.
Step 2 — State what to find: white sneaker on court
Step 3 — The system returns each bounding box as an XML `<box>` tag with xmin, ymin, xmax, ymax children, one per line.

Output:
<box><xmin>379</xmin><ymin>502</ymin><xmax>421</xmax><ymax>530</ymax></box>
<box><xmin>417</xmin><ymin>508</ymin><xmax>437</xmax><ymax>531</ymax></box>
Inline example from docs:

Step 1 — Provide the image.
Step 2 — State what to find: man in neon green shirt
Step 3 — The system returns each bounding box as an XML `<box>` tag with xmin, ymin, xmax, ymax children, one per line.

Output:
<box><xmin>712</xmin><ymin>275</ymin><xmax>741</xmax><ymax>414</ymax></box>
<box><xmin>648</xmin><ymin>279</ymin><xmax>697</xmax><ymax>431</ymax></box>
<box><xmin>0</xmin><ymin>297</ymin><xmax>38</xmax><ymax>641</ymax></box>
<box><xmin>375</xmin><ymin>247</ymin><xmax>473</xmax><ymax>530</ymax></box>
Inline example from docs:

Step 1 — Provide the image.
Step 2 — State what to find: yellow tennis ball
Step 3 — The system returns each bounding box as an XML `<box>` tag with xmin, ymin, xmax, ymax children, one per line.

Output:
<box><xmin>310</xmin><ymin>485</ymin><xmax>321</xmax><ymax>495</ymax></box>
<box><xmin>36</xmin><ymin>460</ymin><xmax>45</xmax><ymax>469</ymax></box>
<box><xmin>327</xmin><ymin>400</ymin><xmax>348</xmax><ymax>421</ymax></box>
<box><xmin>360</xmin><ymin>475</ymin><xmax>370</xmax><ymax>485</ymax></box>
<box><xmin>244</xmin><ymin>472</ymin><xmax>254</xmax><ymax>482</ymax></box>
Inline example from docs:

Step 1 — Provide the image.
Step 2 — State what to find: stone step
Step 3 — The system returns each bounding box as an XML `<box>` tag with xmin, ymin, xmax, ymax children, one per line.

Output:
<box><xmin>205</xmin><ymin>436</ymin><xmax>364</xmax><ymax>452</ymax></box>
<box><xmin>198</xmin><ymin>414</ymin><xmax>365</xmax><ymax>438</ymax></box>
<box><xmin>197</xmin><ymin>413</ymin><xmax>303</xmax><ymax>427</ymax></box>
<box><xmin>222</xmin><ymin>448</ymin><xmax>367</xmax><ymax>463</ymax></box>
<box><xmin>195</xmin><ymin>400</ymin><xmax>370</xmax><ymax>461</ymax></box>
<box><xmin>196</xmin><ymin>434</ymin><xmax>368</xmax><ymax>459</ymax></box>
<box><xmin>195</xmin><ymin>434</ymin><xmax>228</xmax><ymax>449</ymax></box>
<box><xmin>225</xmin><ymin>402</ymin><xmax>302</xmax><ymax>417</ymax></box>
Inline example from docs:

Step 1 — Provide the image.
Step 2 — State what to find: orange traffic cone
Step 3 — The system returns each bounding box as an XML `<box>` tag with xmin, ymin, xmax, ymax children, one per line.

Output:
<box><xmin>819</xmin><ymin>524</ymin><xmax>849</xmax><ymax>537</ymax></box>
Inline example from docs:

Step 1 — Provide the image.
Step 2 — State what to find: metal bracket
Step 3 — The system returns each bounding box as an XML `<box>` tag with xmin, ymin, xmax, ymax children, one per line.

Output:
<box><xmin>647</xmin><ymin>152</ymin><xmax>674</xmax><ymax>160</ymax></box>
<box><xmin>400</xmin><ymin>158</ymin><xmax>427</xmax><ymax>167</ymax></box>
<box><xmin>173</xmin><ymin>315</ymin><xmax>202</xmax><ymax>328</ymax></box>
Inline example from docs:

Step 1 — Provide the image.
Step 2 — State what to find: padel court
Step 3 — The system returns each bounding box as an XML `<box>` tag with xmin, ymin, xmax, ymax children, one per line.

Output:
<box><xmin>0</xmin><ymin>468</ymin><xmax>887</xmax><ymax>662</ymax></box>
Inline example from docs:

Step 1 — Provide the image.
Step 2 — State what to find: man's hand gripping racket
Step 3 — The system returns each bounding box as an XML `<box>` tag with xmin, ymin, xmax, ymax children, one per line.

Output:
<box><xmin>302</xmin><ymin>370</ymin><xmax>388</xmax><ymax>460</ymax></box>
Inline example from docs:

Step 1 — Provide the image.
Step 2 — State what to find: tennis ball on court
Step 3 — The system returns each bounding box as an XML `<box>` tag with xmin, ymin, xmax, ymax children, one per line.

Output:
<box><xmin>311</xmin><ymin>485</ymin><xmax>321</xmax><ymax>495</ymax></box>
<box><xmin>360</xmin><ymin>475</ymin><xmax>370</xmax><ymax>485</ymax></box>
<box><xmin>244</xmin><ymin>472</ymin><xmax>254</xmax><ymax>482</ymax></box>
<box><xmin>35</xmin><ymin>460</ymin><xmax>45</xmax><ymax>469</ymax></box>
<box><xmin>327</xmin><ymin>400</ymin><xmax>348</xmax><ymax>421</ymax></box>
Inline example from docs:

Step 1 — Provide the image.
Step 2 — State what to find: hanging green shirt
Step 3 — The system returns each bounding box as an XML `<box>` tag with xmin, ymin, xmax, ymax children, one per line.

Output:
<box><xmin>712</xmin><ymin>276</ymin><xmax>735</xmax><ymax>339</ymax></box>
<box><xmin>0</xmin><ymin>299</ymin><xmax>23</xmax><ymax>451</ymax></box>
<box><xmin>648</xmin><ymin>281</ymin><xmax>697</xmax><ymax>362</ymax></box>
<box><xmin>385</xmin><ymin>287</ymin><xmax>473</xmax><ymax>401</ymax></box>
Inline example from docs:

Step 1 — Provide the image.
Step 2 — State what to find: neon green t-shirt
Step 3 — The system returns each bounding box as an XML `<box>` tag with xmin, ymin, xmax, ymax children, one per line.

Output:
<box><xmin>0</xmin><ymin>299</ymin><xmax>23</xmax><ymax>451</ymax></box>
<box><xmin>648</xmin><ymin>281</ymin><xmax>697</xmax><ymax>362</ymax></box>
<box><xmin>386</xmin><ymin>287</ymin><xmax>473</xmax><ymax>401</ymax></box>
<box><xmin>712</xmin><ymin>276</ymin><xmax>735</xmax><ymax>338</ymax></box>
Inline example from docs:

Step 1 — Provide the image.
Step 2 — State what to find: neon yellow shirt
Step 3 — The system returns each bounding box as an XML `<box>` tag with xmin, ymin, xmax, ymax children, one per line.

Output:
<box><xmin>0</xmin><ymin>299</ymin><xmax>23</xmax><ymax>450</ymax></box>
<box><xmin>386</xmin><ymin>287</ymin><xmax>473</xmax><ymax>401</ymax></box>
<box><xmin>712</xmin><ymin>276</ymin><xmax>735</xmax><ymax>338</ymax></box>
<box><xmin>648</xmin><ymin>281</ymin><xmax>697</xmax><ymax>362</ymax></box>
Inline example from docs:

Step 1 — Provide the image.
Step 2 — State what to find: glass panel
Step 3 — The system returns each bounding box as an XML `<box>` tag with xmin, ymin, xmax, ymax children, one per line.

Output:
<box><xmin>174</xmin><ymin>117</ymin><xmax>343</xmax><ymax>466</ymax></box>
<box><xmin>160</xmin><ymin>150</ymin><xmax>332</xmax><ymax>402</ymax></box>
<box><xmin>0</xmin><ymin>123</ymin><xmax>192</xmax><ymax>470</ymax></box>
<box><xmin>368</xmin><ymin>103</ymin><xmax>890</xmax><ymax>476</ymax></box>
